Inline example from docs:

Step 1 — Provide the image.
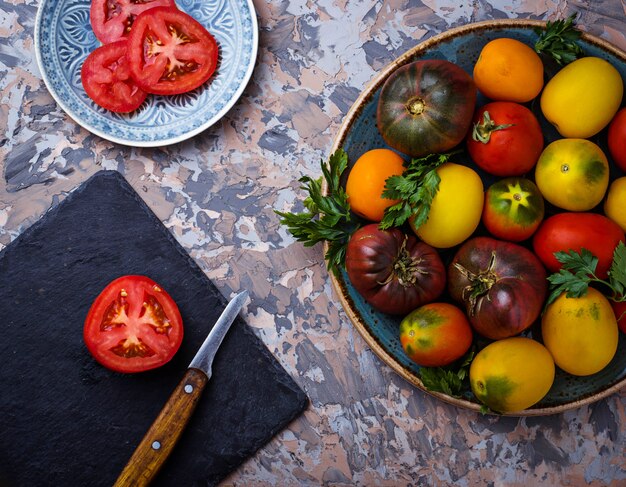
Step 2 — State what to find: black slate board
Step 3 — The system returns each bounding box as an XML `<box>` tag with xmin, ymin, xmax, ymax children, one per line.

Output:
<box><xmin>0</xmin><ymin>170</ymin><xmax>308</xmax><ymax>487</ymax></box>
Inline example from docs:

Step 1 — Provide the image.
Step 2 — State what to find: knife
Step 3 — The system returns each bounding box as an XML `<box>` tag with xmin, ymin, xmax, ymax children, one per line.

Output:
<box><xmin>113</xmin><ymin>290</ymin><xmax>249</xmax><ymax>487</ymax></box>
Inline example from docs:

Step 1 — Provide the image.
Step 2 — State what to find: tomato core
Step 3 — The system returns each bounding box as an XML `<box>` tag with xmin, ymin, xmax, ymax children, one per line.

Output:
<box><xmin>406</xmin><ymin>97</ymin><xmax>426</xmax><ymax>116</ymax></box>
<box><xmin>501</xmin><ymin>181</ymin><xmax>532</xmax><ymax>212</ymax></box>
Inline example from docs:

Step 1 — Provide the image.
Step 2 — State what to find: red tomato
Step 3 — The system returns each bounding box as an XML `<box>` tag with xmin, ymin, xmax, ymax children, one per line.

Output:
<box><xmin>611</xmin><ymin>300</ymin><xmax>626</xmax><ymax>334</ymax></box>
<box><xmin>532</xmin><ymin>212</ymin><xmax>625</xmax><ymax>279</ymax></box>
<box><xmin>608</xmin><ymin>107</ymin><xmax>626</xmax><ymax>172</ymax></box>
<box><xmin>448</xmin><ymin>237</ymin><xmax>547</xmax><ymax>340</ymax></box>
<box><xmin>466</xmin><ymin>102</ymin><xmax>544</xmax><ymax>176</ymax></box>
<box><xmin>399</xmin><ymin>302</ymin><xmax>473</xmax><ymax>367</ymax></box>
<box><xmin>345</xmin><ymin>224</ymin><xmax>446</xmax><ymax>315</ymax></box>
<box><xmin>81</xmin><ymin>40</ymin><xmax>147</xmax><ymax>113</ymax></box>
<box><xmin>127</xmin><ymin>7</ymin><xmax>219</xmax><ymax>95</ymax></box>
<box><xmin>482</xmin><ymin>177</ymin><xmax>545</xmax><ymax>242</ymax></box>
<box><xmin>84</xmin><ymin>275</ymin><xmax>184</xmax><ymax>373</ymax></box>
<box><xmin>90</xmin><ymin>0</ymin><xmax>176</xmax><ymax>44</ymax></box>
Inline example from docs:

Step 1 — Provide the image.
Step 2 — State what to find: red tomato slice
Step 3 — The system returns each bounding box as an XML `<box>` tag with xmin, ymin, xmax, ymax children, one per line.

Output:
<box><xmin>84</xmin><ymin>275</ymin><xmax>184</xmax><ymax>373</ymax></box>
<box><xmin>127</xmin><ymin>7</ymin><xmax>219</xmax><ymax>95</ymax></box>
<box><xmin>81</xmin><ymin>40</ymin><xmax>148</xmax><ymax>113</ymax></box>
<box><xmin>90</xmin><ymin>0</ymin><xmax>176</xmax><ymax>44</ymax></box>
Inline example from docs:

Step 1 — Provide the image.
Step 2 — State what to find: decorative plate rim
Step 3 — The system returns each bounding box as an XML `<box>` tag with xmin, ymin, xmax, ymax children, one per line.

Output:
<box><xmin>33</xmin><ymin>0</ymin><xmax>259</xmax><ymax>147</ymax></box>
<box><xmin>326</xmin><ymin>19</ymin><xmax>626</xmax><ymax>416</ymax></box>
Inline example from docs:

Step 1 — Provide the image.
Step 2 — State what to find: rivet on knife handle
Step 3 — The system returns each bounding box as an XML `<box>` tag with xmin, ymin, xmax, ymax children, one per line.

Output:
<box><xmin>113</xmin><ymin>368</ymin><xmax>208</xmax><ymax>487</ymax></box>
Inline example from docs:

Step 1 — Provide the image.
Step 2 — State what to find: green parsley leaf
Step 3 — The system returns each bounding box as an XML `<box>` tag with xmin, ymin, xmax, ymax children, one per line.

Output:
<box><xmin>418</xmin><ymin>348</ymin><xmax>475</xmax><ymax>398</ymax></box>
<box><xmin>534</xmin><ymin>14</ymin><xmax>584</xmax><ymax>66</ymax></box>
<box><xmin>546</xmin><ymin>244</ymin><xmax>626</xmax><ymax>306</ymax></box>
<box><xmin>420</xmin><ymin>368</ymin><xmax>463</xmax><ymax>396</ymax></box>
<box><xmin>479</xmin><ymin>404</ymin><xmax>493</xmax><ymax>415</ymax></box>
<box><xmin>275</xmin><ymin>149</ymin><xmax>360</xmax><ymax>276</ymax></box>
<box><xmin>546</xmin><ymin>269</ymin><xmax>591</xmax><ymax>305</ymax></box>
<box><xmin>608</xmin><ymin>241</ymin><xmax>626</xmax><ymax>298</ymax></box>
<box><xmin>379</xmin><ymin>151</ymin><xmax>458</xmax><ymax>230</ymax></box>
<box><xmin>553</xmin><ymin>247</ymin><xmax>598</xmax><ymax>275</ymax></box>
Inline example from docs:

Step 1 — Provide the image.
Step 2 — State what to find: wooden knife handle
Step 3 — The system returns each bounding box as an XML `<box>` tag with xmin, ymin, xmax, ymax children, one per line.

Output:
<box><xmin>113</xmin><ymin>368</ymin><xmax>209</xmax><ymax>487</ymax></box>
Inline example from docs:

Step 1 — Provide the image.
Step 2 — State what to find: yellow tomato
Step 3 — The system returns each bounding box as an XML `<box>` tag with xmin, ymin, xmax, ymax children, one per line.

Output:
<box><xmin>534</xmin><ymin>139</ymin><xmax>609</xmax><ymax>211</ymax></box>
<box><xmin>542</xmin><ymin>288</ymin><xmax>618</xmax><ymax>376</ymax></box>
<box><xmin>411</xmin><ymin>163</ymin><xmax>484</xmax><ymax>248</ymax></box>
<box><xmin>346</xmin><ymin>148</ymin><xmax>405</xmax><ymax>221</ymax></box>
<box><xmin>540</xmin><ymin>57</ymin><xmax>624</xmax><ymax>138</ymax></box>
<box><xmin>469</xmin><ymin>337</ymin><xmax>555</xmax><ymax>413</ymax></box>
<box><xmin>473</xmin><ymin>38</ymin><xmax>544</xmax><ymax>103</ymax></box>
<box><xmin>604</xmin><ymin>177</ymin><xmax>626</xmax><ymax>232</ymax></box>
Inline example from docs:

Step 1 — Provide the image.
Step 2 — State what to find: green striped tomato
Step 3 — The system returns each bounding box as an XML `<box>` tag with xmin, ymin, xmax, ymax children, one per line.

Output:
<box><xmin>482</xmin><ymin>177</ymin><xmax>545</xmax><ymax>242</ymax></box>
<box><xmin>377</xmin><ymin>60</ymin><xmax>476</xmax><ymax>158</ymax></box>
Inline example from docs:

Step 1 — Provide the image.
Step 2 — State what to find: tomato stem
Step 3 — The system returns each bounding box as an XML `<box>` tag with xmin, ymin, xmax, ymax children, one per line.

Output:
<box><xmin>454</xmin><ymin>251</ymin><xmax>498</xmax><ymax>316</ymax></box>
<box><xmin>380</xmin><ymin>236</ymin><xmax>426</xmax><ymax>287</ymax></box>
<box><xmin>472</xmin><ymin>111</ymin><xmax>515</xmax><ymax>144</ymax></box>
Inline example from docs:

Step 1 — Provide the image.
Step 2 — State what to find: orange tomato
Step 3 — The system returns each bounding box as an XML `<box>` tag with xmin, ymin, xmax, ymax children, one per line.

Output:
<box><xmin>473</xmin><ymin>38</ymin><xmax>544</xmax><ymax>103</ymax></box>
<box><xmin>346</xmin><ymin>148</ymin><xmax>405</xmax><ymax>221</ymax></box>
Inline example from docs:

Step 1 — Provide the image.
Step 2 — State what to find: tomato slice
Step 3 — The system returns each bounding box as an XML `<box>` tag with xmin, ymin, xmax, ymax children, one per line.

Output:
<box><xmin>81</xmin><ymin>40</ymin><xmax>148</xmax><ymax>113</ymax></box>
<box><xmin>127</xmin><ymin>7</ymin><xmax>219</xmax><ymax>95</ymax></box>
<box><xmin>84</xmin><ymin>275</ymin><xmax>184</xmax><ymax>373</ymax></box>
<box><xmin>90</xmin><ymin>0</ymin><xmax>176</xmax><ymax>44</ymax></box>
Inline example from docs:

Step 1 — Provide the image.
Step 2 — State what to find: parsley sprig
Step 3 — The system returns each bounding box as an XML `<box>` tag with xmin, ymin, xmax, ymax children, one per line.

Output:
<box><xmin>419</xmin><ymin>348</ymin><xmax>475</xmax><ymax>398</ymax></box>
<box><xmin>379</xmin><ymin>152</ymin><xmax>457</xmax><ymax>230</ymax></box>
<box><xmin>546</xmin><ymin>242</ymin><xmax>626</xmax><ymax>305</ymax></box>
<box><xmin>275</xmin><ymin>149</ymin><xmax>360</xmax><ymax>277</ymax></box>
<box><xmin>534</xmin><ymin>13</ymin><xmax>584</xmax><ymax>66</ymax></box>
<box><xmin>277</xmin><ymin>149</ymin><xmax>457</xmax><ymax>274</ymax></box>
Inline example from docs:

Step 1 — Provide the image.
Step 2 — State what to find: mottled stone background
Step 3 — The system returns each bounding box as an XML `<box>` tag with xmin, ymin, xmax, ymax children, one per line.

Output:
<box><xmin>1</xmin><ymin>0</ymin><xmax>625</xmax><ymax>485</ymax></box>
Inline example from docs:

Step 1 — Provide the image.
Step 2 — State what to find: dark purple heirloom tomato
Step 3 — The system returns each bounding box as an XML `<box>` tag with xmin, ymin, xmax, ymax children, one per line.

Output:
<box><xmin>376</xmin><ymin>59</ymin><xmax>477</xmax><ymax>158</ymax></box>
<box><xmin>345</xmin><ymin>224</ymin><xmax>446</xmax><ymax>315</ymax></box>
<box><xmin>448</xmin><ymin>236</ymin><xmax>547</xmax><ymax>340</ymax></box>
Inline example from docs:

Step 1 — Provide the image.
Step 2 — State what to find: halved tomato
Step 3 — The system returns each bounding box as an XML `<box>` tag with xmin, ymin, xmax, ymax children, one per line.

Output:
<box><xmin>84</xmin><ymin>275</ymin><xmax>184</xmax><ymax>373</ymax></box>
<box><xmin>81</xmin><ymin>40</ymin><xmax>147</xmax><ymax>113</ymax></box>
<box><xmin>127</xmin><ymin>7</ymin><xmax>219</xmax><ymax>95</ymax></box>
<box><xmin>90</xmin><ymin>0</ymin><xmax>176</xmax><ymax>44</ymax></box>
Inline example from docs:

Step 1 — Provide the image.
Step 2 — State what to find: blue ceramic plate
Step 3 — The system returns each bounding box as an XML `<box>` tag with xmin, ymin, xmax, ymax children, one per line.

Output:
<box><xmin>328</xmin><ymin>20</ymin><xmax>626</xmax><ymax>415</ymax></box>
<box><xmin>34</xmin><ymin>0</ymin><xmax>258</xmax><ymax>147</ymax></box>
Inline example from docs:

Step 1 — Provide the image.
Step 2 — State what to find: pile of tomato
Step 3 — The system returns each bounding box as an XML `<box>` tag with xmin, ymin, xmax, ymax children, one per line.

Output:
<box><xmin>342</xmin><ymin>36</ymin><xmax>626</xmax><ymax>412</ymax></box>
<box><xmin>81</xmin><ymin>0</ymin><xmax>219</xmax><ymax>113</ymax></box>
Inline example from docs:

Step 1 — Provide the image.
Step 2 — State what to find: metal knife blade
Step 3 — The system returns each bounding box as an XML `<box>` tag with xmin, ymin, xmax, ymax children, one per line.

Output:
<box><xmin>189</xmin><ymin>290</ymin><xmax>249</xmax><ymax>378</ymax></box>
<box><xmin>113</xmin><ymin>290</ymin><xmax>249</xmax><ymax>487</ymax></box>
